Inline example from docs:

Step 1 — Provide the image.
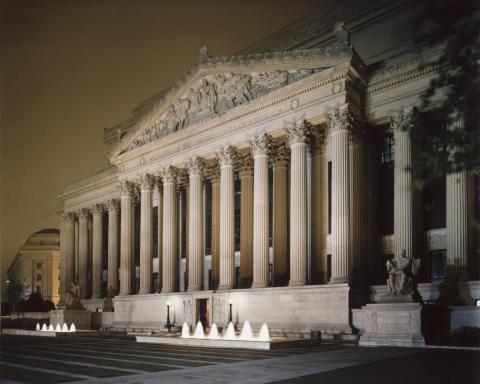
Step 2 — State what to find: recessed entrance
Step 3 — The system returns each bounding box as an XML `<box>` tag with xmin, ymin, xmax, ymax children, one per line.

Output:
<box><xmin>196</xmin><ymin>298</ymin><xmax>209</xmax><ymax>329</ymax></box>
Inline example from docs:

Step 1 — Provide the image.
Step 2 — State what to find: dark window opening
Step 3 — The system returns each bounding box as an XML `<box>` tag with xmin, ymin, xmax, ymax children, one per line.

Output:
<box><xmin>234</xmin><ymin>171</ymin><xmax>241</xmax><ymax>252</ymax></box>
<box><xmin>326</xmin><ymin>254</ymin><xmax>332</xmax><ymax>282</ymax></box>
<box><xmin>328</xmin><ymin>162</ymin><xmax>332</xmax><ymax>234</ymax></box>
<box><xmin>423</xmin><ymin>177</ymin><xmax>446</xmax><ymax>229</ymax></box>
<box><xmin>430</xmin><ymin>250</ymin><xmax>446</xmax><ymax>281</ymax></box>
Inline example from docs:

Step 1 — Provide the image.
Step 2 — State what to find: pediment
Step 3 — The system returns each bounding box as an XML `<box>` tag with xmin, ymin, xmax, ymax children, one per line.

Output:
<box><xmin>112</xmin><ymin>44</ymin><xmax>355</xmax><ymax>157</ymax></box>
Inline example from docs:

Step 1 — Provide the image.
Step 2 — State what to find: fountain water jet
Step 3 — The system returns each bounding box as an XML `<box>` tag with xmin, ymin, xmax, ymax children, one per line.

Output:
<box><xmin>258</xmin><ymin>323</ymin><xmax>270</xmax><ymax>341</ymax></box>
<box><xmin>41</xmin><ymin>323</ymin><xmax>47</xmax><ymax>331</ymax></box>
<box><xmin>239</xmin><ymin>321</ymin><xmax>253</xmax><ymax>341</ymax></box>
<box><xmin>62</xmin><ymin>323</ymin><xmax>69</xmax><ymax>332</ymax></box>
<box><xmin>55</xmin><ymin>324</ymin><xmax>61</xmax><ymax>332</ymax></box>
<box><xmin>193</xmin><ymin>321</ymin><xmax>205</xmax><ymax>338</ymax></box>
<box><xmin>223</xmin><ymin>322</ymin><xmax>236</xmax><ymax>340</ymax></box>
<box><xmin>70</xmin><ymin>323</ymin><xmax>76</xmax><ymax>332</ymax></box>
<box><xmin>181</xmin><ymin>322</ymin><xmax>190</xmax><ymax>338</ymax></box>
<box><xmin>208</xmin><ymin>323</ymin><xmax>219</xmax><ymax>339</ymax></box>
<box><xmin>48</xmin><ymin>324</ymin><xmax>54</xmax><ymax>331</ymax></box>
<box><xmin>36</xmin><ymin>323</ymin><xmax>40</xmax><ymax>331</ymax></box>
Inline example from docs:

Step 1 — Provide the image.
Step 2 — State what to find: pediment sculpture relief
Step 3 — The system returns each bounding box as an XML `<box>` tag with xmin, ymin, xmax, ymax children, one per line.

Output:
<box><xmin>125</xmin><ymin>69</ymin><xmax>318</xmax><ymax>152</ymax></box>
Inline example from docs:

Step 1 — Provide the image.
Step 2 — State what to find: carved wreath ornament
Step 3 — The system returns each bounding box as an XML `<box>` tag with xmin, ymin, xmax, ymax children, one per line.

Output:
<box><xmin>124</xmin><ymin>69</ymin><xmax>317</xmax><ymax>153</ymax></box>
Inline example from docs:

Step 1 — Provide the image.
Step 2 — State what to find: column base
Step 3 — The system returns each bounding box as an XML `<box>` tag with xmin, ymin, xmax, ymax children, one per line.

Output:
<box><xmin>217</xmin><ymin>284</ymin><xmax>234</xmax><ymax>291</ymax></box>
<box><xmin>119</xmin><ymin>291</ymin><xmax>130</xmax><ymax>296</ymax></box>
<box><xmin>329</xmin><ymin>276</ymin><xmax>349</xmax><ymax>284</ymax></box>
<box><xmin>138</xmin><ymin>290</ymin><xmax>152</xmax><ymax>295</ymax></box>
<box><xmin>187</xmin><ymin>286</ymin><xmax>202</xmax><ymax>292</ymax></box>
<box><xmin>288</xmin><ymin>280</ymin><xmax>307</xmax><ymax>287</ymax></box>
<box><xmin>161</xmin><ymin>288</ymin><xmax>174</xmax><ymax>294</ymax></box>
<box><xmin>251</xmin><ymin>282</ymin><xmax>268</xmax><ymax>289</ymax></box>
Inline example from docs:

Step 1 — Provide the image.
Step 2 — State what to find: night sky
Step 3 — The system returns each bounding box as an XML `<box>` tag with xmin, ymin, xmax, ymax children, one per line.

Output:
<box><xmin>0</xmin><ymin>0</ymin><xmax>325</xmax><ymax>291</ymax></box>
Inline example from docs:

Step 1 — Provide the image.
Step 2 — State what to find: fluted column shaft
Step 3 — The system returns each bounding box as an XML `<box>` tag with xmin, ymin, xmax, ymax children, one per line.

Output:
<box><xmin>250</xmin><ymin>135</ymin><xmax>270</xmax><ymax>288</ymax></box>
<box><xmin>139</xmin><ymin>176</ymin><xmax>154</xmax><ymax>294</ymax></box>
<box><xmin>91</xmin><ymin>205</ymin><xmax>104</xmax><ymax>299</ymax></box>
<box><xmin>78</xmin><ymin>209</ymin><xmax>90</xmax><ymax>298</ymax></box>
<box><xmin>107</xmin><ymin>200</ymin><xmax>119</xmax><ymax>293</ymax></box>
<box><xmin>218</xmin><ymin>147</ymin><xmax>236</xmax><ymax>290</ymax></box>
<box><xmin>211</xmin><ymin>171</ymin><xmax>221</xmax><ymax>289</ymax></box>
<box><xmin>287</xmin><ymin>124</ymin><xmax>308</xmax><ymax>286</ymax></box>
<box><xmin>61</xmin><ymin>213</ymin><xmax>76</xmax><ymax>305</ymax></box>
<box><xmin>328</xmin><ymin>109</ymin><xmax>352</xmax><ymax>283</ymax></box>
<box><xmin>120</xmin><ymin>183</ymin><xmax>134</xmax><ymax>295</ymax></box>
<box><xmin>273</xmin><ymin>145</ymin><xmax>289</xmax><ymax>285</ymax></box>
<box><xmin>188</xmin><ymin>158</ymin><xmax>204</xmax><ymax>291</ymax></box>
<box><xmin>162</xmin><ymin>168</ymin><xmax>178</xmax><ymax>293</ymax></box>
<box><xmin>156</xmin><ymin>185</ymin><xmax>163</xmax><ymax>292</ymax></box>
<box><xmin>392</xmin><ymin>110</ymin><xmax>414</xmax><ymax>260</ymax></box>
<box><xmin>240</xmin><ymin>157</ymin><xmax>254</xmax><ymax>288</ymax></box>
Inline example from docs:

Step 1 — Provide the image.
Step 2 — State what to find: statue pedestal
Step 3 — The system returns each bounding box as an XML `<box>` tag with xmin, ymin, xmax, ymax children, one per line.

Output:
<box><xmin>50</xmin><ymin>310</ymin><xmax>92</xmax><ymax>330</ymax></box>
<box><xmin>356</xmin><ymin>302</ymin><xmax>425</xmax><ymax>348</ymax></box>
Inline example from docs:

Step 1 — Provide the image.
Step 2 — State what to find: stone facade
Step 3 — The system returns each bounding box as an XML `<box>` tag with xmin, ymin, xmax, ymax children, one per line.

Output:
<box><xmin>58</xmin><ymin>1</ymin><xmax>479</xmax><ymax>343</ymax></box>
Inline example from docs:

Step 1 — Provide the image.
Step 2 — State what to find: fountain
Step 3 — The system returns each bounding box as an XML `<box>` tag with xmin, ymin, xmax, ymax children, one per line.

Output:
<box><xmin>55</xmin><ymin>324</ymin><xmax>61</xmax><ymax>332</ymax></box>
<box><xmin>70</xmin><ymin>323</ymin><xmax>76</xmax><ymax>332</ymax></box>
<box><xmin>48</xmin><ymin>324</ymin><xmax>54</xmax><ymax>331</ymax></box>
<box><xmin>208</xmin><ymin>323</ymin><xmax>219</xmax><ymax>339</ymax></box>
<box><xmin>223</xmin><ymin>321</ymin><xmax>237</xmax><ymax>340</ymax></box>
<box><xmin>181</xmin><ymin>322</ymin><xmax>190</xmax><ymax>338</ymax></box>
<box><xmin>193</xmin><ymin>321</ymin><xmax>205</xmax><ymax>338</ymax></box>
<box><xmin>36</xmin><ymin>323</ymin><xmax>40</xmax><ymax>331</ymax></box>
<box><xmin>239</xmin><ymin>321</ymin><xmax>253</xmax><ymax>341</ymax></box>
<box><xmin>62</xmin><ymin>323</ymin><xmax>69</xmax><ymax>332</ymax></box>
<box><xmin>257</xmin><ymin>323</ymin><xmax>270</xmax><ymax>341</ymax></box>
<box><xmin>41</xmin><ymin>323</ymin><xmax>47</xmax><ymax>331</ymax></box>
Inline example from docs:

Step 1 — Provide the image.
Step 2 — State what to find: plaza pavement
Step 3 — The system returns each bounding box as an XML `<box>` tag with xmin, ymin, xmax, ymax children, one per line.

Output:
<box><xmin>0</xmin><ymin>334</ymin><xmax>478</xmax><ymax>383</ymax></box>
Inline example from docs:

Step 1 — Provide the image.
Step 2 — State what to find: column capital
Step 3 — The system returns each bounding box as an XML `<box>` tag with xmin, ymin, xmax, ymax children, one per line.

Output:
<box><xmin>161</xmin><ymin>166</ymin><xmax>178</xmax><ymax>184</ymax></box>
<box><xmin>248</xmin><ymin>133</ymin><xmax>273</xmax><ymax>157</ymax></box>
<box><xmin>186</xmin><ymin>156</ymin><xmax>205</xmax><ymax>176</ymax></box>
<box><xmin>120</xmin><ymin>180</ymin><xmax>136</xmax><ymax>197</ymax></box>
<box><xmin>176</xmin><ymin>168</ymin><xmax>189</xmax><ymax>189</ymax></box>
<box><xmin>309</xmin><ymin>128</ymin><xmax>326</xmax><ymax>153</ymax></box>
<box><xmin>78</xmin><ymin>208</ymin><xmax>91</xmax><ymax>220</ymax></box>
<box><xmin>272</xmin><ymin>142</ymin><xmax>290</xmax><ymax>167</ymax></box>
<box><xmin>106</xmin><ymin>199</ymin><xmax>120</xmax><ymax>213</ymax></box>
<box><xmin>286</xmin><ymin>121</ymin><xmax>310</xmax><ymax>145</ymax></box>
<box><xmin>391</xmin><ymin>106</ymin><xmax>417</xmax><ymax>132</ymax></box>
<box><xmin>217</xmin><ymin>145</ymin><xmax>237</xmax><ymax>166</ymax></box>
<box><xmin>206</xmin><ymin>162</ymin><xmax>220</xmax><ymax>183</ymax></box>
<box><xmin>326</xmin><ymin>105</ymin><xmax>357</xmax><ymax>132</ymax></box>
<box><xmin>92</xmin><ymin>203</ymin><xmax>105</xmax><ymax>216</ymax></box>
<box><xmin>62</xmin><ymin>211</ymin><xmax>77</xmax><ymax>223</ymax></box>
<box><xmin>140</xmin><ymin>174</ymin><xmax>155</xmax><ymax>191</ymax></box>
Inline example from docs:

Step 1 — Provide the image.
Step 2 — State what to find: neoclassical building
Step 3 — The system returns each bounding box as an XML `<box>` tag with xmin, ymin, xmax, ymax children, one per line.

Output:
<box><xmin>58</xmin><ymin>0</ymin><xmax>479</xmax><ymax>339</ymax></box>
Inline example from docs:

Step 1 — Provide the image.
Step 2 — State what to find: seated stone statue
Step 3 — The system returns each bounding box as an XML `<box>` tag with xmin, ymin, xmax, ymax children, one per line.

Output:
<box><xmin>386</xmin><ymin>249</ymin><xmax>420</xmax><ymax>295</ymax></box>
<box><xmin>65</xmin><ymin>281</ymin><xmax>85</xmax><ymax>310</ymax></box>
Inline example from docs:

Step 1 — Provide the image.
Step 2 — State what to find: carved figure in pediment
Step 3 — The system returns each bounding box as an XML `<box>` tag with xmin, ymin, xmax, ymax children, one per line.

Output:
<box><xmin>197</xmin><ymin>79</ymin><xmax>217</xmax><ymax>114</ymax></box>
<box><xmin>175</xmin><ymin>98</ymin><xmax>190</xmax><ymax>129</ymax></box>
<box><xmin>165</xmin><ymin>105</ymin><xmax>180</xmax><ymax>133</ymax></box>
<box><xmin>187</xmin><ymin>88</ymin><xmax>199</xmax><ymax>115</ymax></box>
<box><xmin>254</xmin><ymin>70</ymin><xmax>289</xmax><ymax>92</ymax></box>
<box><xmin>231</xmin><ymin>74</ymin><xmax>252</xmax><ymax>106</ymax></box>
<box><xmin>288</xmin><ymin>69</ymin><xmax>313</xmax><ymax>84</ymax></box>
<box><xmin>152</xmin><ymin>120</ymin><xmax>167</xmax><ymax>138</ymax></box>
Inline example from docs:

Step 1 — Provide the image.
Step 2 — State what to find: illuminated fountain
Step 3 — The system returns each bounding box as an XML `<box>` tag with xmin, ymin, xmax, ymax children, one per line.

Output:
<box><xmin>48</xmin><ymin>324</ymin><xmax>54</xmax><ymax>331</ymax></box>
<box><xmin>62</xmin><ymin>323</ymin><xmax>69</xmax><ymax>332</ymax></box>
<box><xmin>258</xmin><ymin>323</ymin><xmax>270</xmax><ymax>341</ymax></box>
<box><xmin>37</xmin><ymin>323</ymin><xmax>76</xmax><ymax>333</ymax></box>
<box><xmin>41</xmin><ymin>323</ymin><xmax>47</xmax><ymax>331</ymax></box>
<box><xmin>193</xmin><ymin>321</ymin><xmax>206</xmax><ymax>338</ymax></box>
<box><xmin>70</xmin><ymin>323</ymin><xmax>76</xmax><ymax>332</ymax></box>
<box><xmin>223</xmin><ymin>322</ymin><xmax>237</xmax><ymax>340</ymax></box>
<box><xmin>208</xmin><ymin>323</ymin><xmax>219</xmax><ymax>340</ymax></box>
<box><xmin>36</xmin><ymin>323</ymin><xmax>40</xmax><ymax>331</ymax></box>
<box><xmin>239</xmin><ymin>321</ymin><xmax>253</xmax><ymax>341</ymax></box>
<box><xmin>181</xmin><ymin>322</ymin><xmax>190</xmax><ymax>338</ymax></box>
<box><xmin>55</xmin><ymin>324</ymin><xmax>61</xmax><ymax>332</ymax></box>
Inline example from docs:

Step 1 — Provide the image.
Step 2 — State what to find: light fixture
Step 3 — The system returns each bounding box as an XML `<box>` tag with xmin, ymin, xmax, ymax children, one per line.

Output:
<box><xmin>165</xmin><ymin>301</ymin><xmax>172</xmax><ymax>332</ymax></box>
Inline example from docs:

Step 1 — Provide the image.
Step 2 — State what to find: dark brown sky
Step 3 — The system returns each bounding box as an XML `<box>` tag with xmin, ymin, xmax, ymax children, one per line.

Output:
<box><xmin>0</xmin><ymin>0</ymin><xmax>325</xmax><ymax>288</ymax></box>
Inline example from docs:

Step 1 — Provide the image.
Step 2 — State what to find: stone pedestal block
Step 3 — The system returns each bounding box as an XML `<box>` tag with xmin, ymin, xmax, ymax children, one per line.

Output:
<box><xmin>50</xmin><ymin>309</ymin><xmax>92</xmax><ymax>330</ymax></box>
<box><xmin>357</xmin><ymin>303</ymin><xmax>425</xmax><ymax>348</ymax></box>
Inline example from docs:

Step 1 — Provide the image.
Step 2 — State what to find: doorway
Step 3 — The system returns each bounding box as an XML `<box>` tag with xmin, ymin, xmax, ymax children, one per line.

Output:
<box><xmin>197</xmin><ymin>299</ymin><xmax>209</xmax><ymax>329</ymax></box>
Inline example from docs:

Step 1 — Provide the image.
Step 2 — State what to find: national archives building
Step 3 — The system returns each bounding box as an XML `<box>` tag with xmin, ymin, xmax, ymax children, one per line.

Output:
<box><xmin>58</xmin><ymin>0</ymin><xmax>479</xmax><ymax>340</ymax></box>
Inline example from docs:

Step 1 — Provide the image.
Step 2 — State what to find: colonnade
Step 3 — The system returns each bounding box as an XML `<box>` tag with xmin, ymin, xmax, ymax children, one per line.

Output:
<box><xmin>60</xmin><ymin>107</ymin><xmax>471</xmax><ymax>302</ymax></box>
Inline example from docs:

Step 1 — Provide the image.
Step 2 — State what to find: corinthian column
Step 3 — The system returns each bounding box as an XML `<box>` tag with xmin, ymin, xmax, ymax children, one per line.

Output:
<box><xmin>287</xmin><ymin>123</ymin><xmax>308</xmax><ymax>286</ymax></box>
<box><xmin>446</xmin><ymin>117</ymin><xmax>468</xmax><ymax>278</ymax></box>
<box><xmin>391</xmin><ymin>108</ymin><xmax>415</xmax><ymax>261</ymax></box>
<box><xmin>327</xmin><ymin>107</ymin><xmax>353</xmax><ymax>283</ymax></box>
<box><xmin>61</xmin><ymin>212</ymin><xmax>76</xmax><ymax>305</ymax></box>
<box><xmin>187</xmin><ymin>157</ymin><xmax>204</xmax><ymax>291</ymax></box>
<box><xmin>78</xmin><ymin>208</ymin><xmax>90</xmax><ymax>298</ymax></box>
<box><xmin>240</xmin><ymin>155</ymin><xmax>254</xmax><ymax>288</ymax></box>
<box><xmin>249</xmin><ymin>134</ymin><xmax>271</xmax><ymax>288</ymax></box>
<box><xmin>272</xmin><ymin>143</ymin><xmax>289</xmax><ymax>286</ymax></box>
<box><xmin>162</xmin><ymin>166</ymin><xmax>178</xmax><ymax>293</ymax></box>
<box><xmin>91</xmin><ymin>204</ymin><xmax>104</xmax><ymax>299</ymax></box>
<box><xmin>106</xmin><ymin>199</ymin><xmax>120</xmax><ymax>293</ymax></box>
<box><xmin>139</xmin><ymin>175</ymin><xmax>154</xmax><ymax>294</ymax></box>
<box><xmin>210</xmin><ymin>166</ymin><xmax>221</xmax><ymax>289</ymax></box>
<box><xmin>218</xmin><ymin>146</ymin><xmax>236</xmax><ymax>290</ymax></box>
<box><xmin>120</xmin><ymin>181</ymin><xmax>134</xmax><ymax>295</ymax></box>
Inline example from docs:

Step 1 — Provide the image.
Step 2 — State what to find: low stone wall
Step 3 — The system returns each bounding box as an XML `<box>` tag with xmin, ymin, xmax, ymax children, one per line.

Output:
<box><xmin>81</xmin><ymin>298</ymin><xmax>106</xmax><ymax>312</ymax></box>
<box><xmin>112</xmin><ymin>284</ymin><xmax>352</xmax><ymax>336</ymax></box>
